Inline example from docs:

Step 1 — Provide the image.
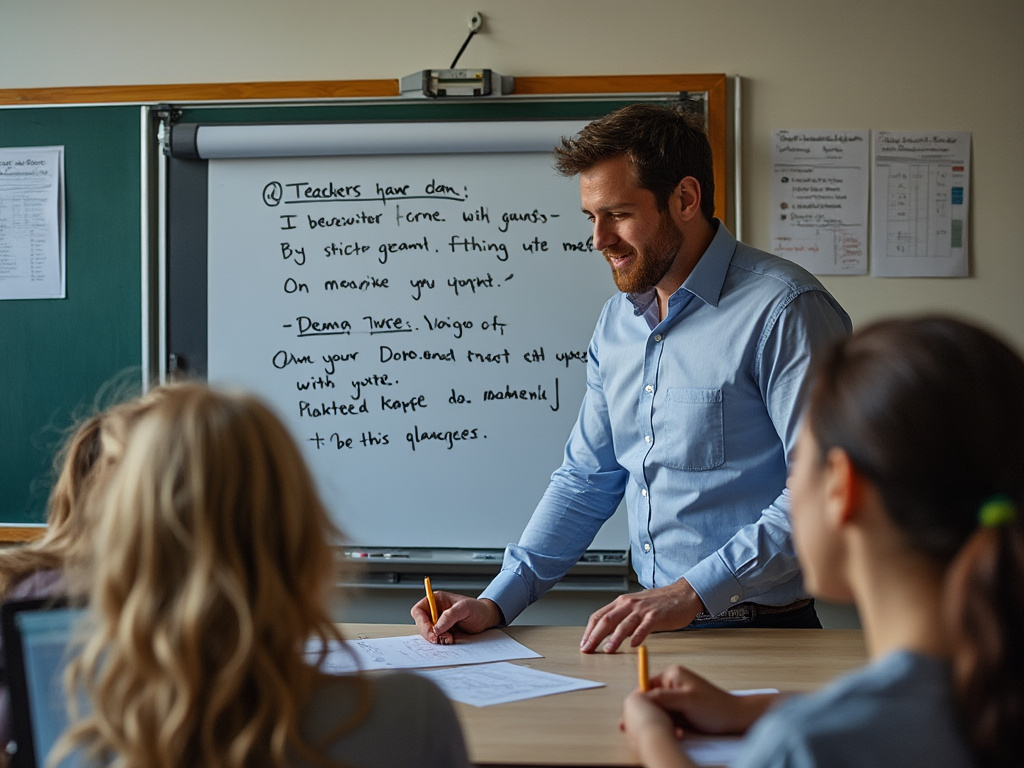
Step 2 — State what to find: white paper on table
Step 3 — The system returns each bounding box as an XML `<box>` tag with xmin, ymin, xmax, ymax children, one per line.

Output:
<box><xmin>682</xmin><ymin>735</ymin><xmax>745</xmax><ymax>766</ymax></box>
<box><xmin>0</xmin><ymin>146</ymin><xmax>65</xmax><ymax>300</ymax></box>
<box><xmin>871</xmin><ymin>130</ymin><xmax>971</xmax><ymax>277</ymax></box>
<box><xmin>769</xmin><ymin>130</ymin><xmax>869</xmax><ymax>275</ymax></box>
<box><xmin>416</xmin><ymin>661</ymin><xmax>604</xmax><ymax>707</ymax></box>
<box><xmin>305</xmin><ymin>629</ymin><xmax>541</xmax><ymax>673</ymax></box>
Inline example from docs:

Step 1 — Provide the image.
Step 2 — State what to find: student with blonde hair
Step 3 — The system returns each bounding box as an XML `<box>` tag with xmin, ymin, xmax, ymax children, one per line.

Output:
<box><xmin>57</xmin><ymin>383</ymin><xmax>470</xmax><ymax>768</ymax></box>
<box><xmin>621</xmin><ymin>316</ymin><xmax>1024</xmax><ymax>768</ymax></box>
<box><xmin>0</xmin><ymin>391</ymin><xmax>165</xmax><ymax>753</ymax></box>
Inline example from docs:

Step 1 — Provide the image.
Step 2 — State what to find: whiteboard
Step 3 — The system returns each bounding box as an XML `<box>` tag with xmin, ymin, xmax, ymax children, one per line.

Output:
<box><xmin>205</xmin><ymin>121</ymin><xmax>628</xmax><ymax>550</ymax></box>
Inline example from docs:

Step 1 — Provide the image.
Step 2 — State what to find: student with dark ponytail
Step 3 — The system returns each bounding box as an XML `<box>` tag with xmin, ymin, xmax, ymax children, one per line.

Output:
<box><xmin>945</xmin><ymin>493</ymin><xmax>1023</xmax><ymax>768</ymax></box>
<box><xmin>620</xmin><ymin>315</ymin><xmax>1024</xmax><ymax>768</ymax></box>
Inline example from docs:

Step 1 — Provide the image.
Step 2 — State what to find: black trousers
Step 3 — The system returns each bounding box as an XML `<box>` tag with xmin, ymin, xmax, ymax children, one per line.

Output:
<box><xmin>682</xmin><ymin>599</ymin><xmax>821</xmax><ymax>630</ymax></box>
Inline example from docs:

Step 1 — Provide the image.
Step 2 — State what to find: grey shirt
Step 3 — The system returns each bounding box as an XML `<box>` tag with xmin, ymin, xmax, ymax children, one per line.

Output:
<box><xmin>296</xmin><ymin>670</ymin><xmax>471</xmax><ymax>768</ymax></box>
<box><xmin>736</xmin><ymin>650</ymin><xmax>974</xmax><ymax>768</ymax></box>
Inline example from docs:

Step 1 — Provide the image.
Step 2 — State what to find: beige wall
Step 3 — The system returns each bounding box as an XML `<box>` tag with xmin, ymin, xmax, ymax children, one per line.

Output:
<box><xmin>3</xmin><ymin>0</ymin><xmax>1022</xmax><ymax>350</ymax></box>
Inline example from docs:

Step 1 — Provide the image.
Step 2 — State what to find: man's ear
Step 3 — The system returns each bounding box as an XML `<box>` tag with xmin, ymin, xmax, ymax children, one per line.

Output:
<box><xmin>823</xmin><ymin>447</ymin><xmax>864</xmax><ymax>527</ymax></box>
<box><xmin>671</xmin><ymin>177</ymin><xmax>703</xmax><ymax>223</ymax></box>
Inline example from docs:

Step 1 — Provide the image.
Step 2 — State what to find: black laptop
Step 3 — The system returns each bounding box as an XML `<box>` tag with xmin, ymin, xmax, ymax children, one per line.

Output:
<box><xmin>1</xmin><ymin>598</ymin><xmax>87</xmax><ymax>768</ymax></box>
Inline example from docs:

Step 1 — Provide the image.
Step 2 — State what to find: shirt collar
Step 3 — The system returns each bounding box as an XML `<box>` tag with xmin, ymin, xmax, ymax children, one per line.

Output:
<box><xmin>626</xmin><ymin>219</ymin><xmax>735</xmax><ymax>314</ymax></box>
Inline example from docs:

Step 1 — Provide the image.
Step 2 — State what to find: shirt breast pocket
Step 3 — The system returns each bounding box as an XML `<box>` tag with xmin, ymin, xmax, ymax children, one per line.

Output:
<box><xmin>658</xmin><ymin>388</ymin><xmax>724</xmax><ymax>471</ymax></box>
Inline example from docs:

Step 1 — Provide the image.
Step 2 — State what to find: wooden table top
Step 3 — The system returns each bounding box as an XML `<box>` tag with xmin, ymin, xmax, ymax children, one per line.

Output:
<box><xmin>340</xmin><ymin>623</ymin><xmax>868</xmax><ymax>767</ymax></box>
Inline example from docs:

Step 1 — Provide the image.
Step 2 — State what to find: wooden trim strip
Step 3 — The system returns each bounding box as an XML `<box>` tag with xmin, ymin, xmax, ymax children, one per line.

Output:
<box><xmin>0</xmin><ymin>527</ymin><xmax>47</xmax><ymax>544</ymax></box>
<box><xmin>513</xmin><ymin>73</ymin><xmax>725</xmax><ymax>95</ymax></box>
<box><xmin>0</xmin><ymin>79</ymin><xmax>400</xmax><ymax>105</ymax></box>
<box><xmin>0</xmin><ymin>73</ymin><xmax>724</xmax><ymax>105</ymax></box>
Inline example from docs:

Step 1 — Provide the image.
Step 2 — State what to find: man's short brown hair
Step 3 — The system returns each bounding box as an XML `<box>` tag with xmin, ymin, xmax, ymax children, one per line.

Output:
<box><xmin>553</xmin><ymin>103</ymin><xmax>715</xmax><ymax>222</ymax></box>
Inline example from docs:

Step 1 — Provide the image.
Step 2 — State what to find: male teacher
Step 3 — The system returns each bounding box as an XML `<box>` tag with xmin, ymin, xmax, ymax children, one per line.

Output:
<box><xmin>412</xmin><ymin>103</ymin><xmax>851</xmax><ymax>652</ymax></box>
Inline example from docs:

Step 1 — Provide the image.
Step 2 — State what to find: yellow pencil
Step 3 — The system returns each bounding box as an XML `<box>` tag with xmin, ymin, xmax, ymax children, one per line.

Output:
<box><xmin>424</xmin><ymin>576</ymin><xmax>439</xmax><ymax>624</ymax></box>
<box><xmin>638</xmin><ymin>644</ymin><xmax>650</xmax><ymax>692</ymax></box>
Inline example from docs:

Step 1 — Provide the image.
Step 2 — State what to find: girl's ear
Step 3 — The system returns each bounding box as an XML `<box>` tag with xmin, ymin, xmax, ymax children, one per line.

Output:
<box><xmin>823</xmin><ymin>447</ymin><xmax>865</xmax><ymax>528</ymax></box>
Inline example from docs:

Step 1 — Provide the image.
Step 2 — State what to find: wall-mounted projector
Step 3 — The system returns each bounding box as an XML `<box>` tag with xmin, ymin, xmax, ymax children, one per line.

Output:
<box><xmin>400</xmin><ymin>69</ymin><xmax>514</xmax><ymax>98</ymax></box>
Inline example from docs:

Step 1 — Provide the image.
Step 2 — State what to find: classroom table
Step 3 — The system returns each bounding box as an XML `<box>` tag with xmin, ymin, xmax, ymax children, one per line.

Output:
<box><xmin>341</xmin><ymin>623</ymin><xmax>868</xmax><ymax>767</ymax></box>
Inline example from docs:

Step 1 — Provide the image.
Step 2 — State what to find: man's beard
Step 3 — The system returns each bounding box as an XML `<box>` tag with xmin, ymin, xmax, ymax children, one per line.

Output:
<box><xmin>604</xmin><ymin>215</ymin><xmax>684</xmax><ymax>294</ymax></box>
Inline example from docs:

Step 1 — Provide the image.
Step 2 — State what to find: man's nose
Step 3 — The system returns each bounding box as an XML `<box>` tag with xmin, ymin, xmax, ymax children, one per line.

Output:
<box><xmin>592</xmin><ymin>218</ymin><xmax>618</xmax><ymax>251</ymax></box>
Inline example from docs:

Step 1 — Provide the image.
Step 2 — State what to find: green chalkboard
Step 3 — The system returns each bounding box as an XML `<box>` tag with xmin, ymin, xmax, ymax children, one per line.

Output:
<box><xmin>0</xmin><ymin>74</ymin><xmax>728</xmax><ymax>539</ymax></box>
<box><xmin>0</xmin><ymin>105</ymin><xmax>143</xmax><ymax>526</ymax></box>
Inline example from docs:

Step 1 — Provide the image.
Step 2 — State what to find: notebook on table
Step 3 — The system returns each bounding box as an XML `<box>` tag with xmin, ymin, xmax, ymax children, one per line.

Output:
<box><xmin>1</xmin><ymin>598</ymin><xmax>86</xmax><ymax>768</ymax></box>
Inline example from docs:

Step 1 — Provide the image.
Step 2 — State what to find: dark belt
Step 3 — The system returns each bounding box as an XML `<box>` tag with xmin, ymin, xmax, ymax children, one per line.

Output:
<box><xmin>691</xmin><ymin>598</ymin><xmax>813</xmax><ymax>623</ymax></box>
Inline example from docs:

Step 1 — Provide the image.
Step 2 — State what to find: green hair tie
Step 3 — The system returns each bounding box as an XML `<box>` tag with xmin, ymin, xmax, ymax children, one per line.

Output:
<box><xmin>978</xmin><ymin>495</ymin><xmax>1017</xmax><ymax>528</ymax></box>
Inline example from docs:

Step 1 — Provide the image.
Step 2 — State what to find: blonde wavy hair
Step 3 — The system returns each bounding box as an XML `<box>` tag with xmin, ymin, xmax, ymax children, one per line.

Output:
<box><xmin>55</xmin><ymin>384</ymin><xmax>364</xmax><ymax>768</ymax></box>
<box><xmin>0</xmin><ymin>392</ymin><xmax>163</xmax><ymax>596</ymax></box>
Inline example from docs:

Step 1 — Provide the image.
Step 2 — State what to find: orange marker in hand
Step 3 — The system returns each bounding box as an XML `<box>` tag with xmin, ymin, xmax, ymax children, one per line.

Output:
<box><xmin>638</xmin><ymin>644</ymin><xmax>650</xmax><ymax>692</ymax></box>
<box><xmin>424</xmin><ymin>576</ymin><xmax>439</xmax><ymax>624</ymax></box>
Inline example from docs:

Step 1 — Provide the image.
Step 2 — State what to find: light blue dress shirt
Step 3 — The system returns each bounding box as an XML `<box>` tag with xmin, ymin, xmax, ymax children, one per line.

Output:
<box><xmin>480</xmin><ymin>221</ymin><xmax>852</xmax><ymax>622</ymax></box>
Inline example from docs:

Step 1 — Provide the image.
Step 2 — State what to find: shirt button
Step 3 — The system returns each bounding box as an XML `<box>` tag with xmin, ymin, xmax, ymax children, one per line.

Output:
<box><xmin>654</xmin><ymin>334</ymin><xmax>663</xmax><ymax>342</ymax></box>
<box><xmin>730</xmin><ymin>595</ymin><xmax>740</xmax><ymax>603</ymax></box>
<box><xmin>644</xmin><ymin>435</ymin><xmax>652</xmax><ymax>443</ymax></box>
<box><xmin>643</xmin><ymin>543</ymin><xmax>651</xmax><ymax>552</ymax></box>
<box><xmin>644</xmin><ymin>384</ymin><xmax>654</xmax><ymax>394</ymax></box>
<box><xmin>641</xmin><ymin>489</ymin><xmax>648</xmax><ymax>497</ymax></box>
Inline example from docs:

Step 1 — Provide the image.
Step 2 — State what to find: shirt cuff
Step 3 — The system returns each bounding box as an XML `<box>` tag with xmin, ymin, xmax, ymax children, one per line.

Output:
<box><xmin>683</xmin><ymin>551</ymin><xmax>746</xmax><ymax>618</ymax></box>
<box><xmin>478</xmin><ymin>569</ymin><xmax>532</xmax><ymax>625</ymax></box>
